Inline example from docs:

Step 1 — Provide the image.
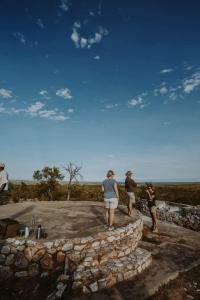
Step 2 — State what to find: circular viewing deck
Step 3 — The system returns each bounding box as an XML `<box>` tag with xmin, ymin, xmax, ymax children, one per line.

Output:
<box><xmin>0</xmin><ymin>201</ymin><xmax>140</xmax><ymax>240</ymax></box>
<box><xmin>0</xmin><ymin>201</ymin><xmax>151</xmax><ymax>295</ymax></box>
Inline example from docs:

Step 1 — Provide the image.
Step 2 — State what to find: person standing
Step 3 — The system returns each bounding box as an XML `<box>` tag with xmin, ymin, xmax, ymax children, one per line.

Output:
<box><xmin>146</xmin><ymin>183</ymin><xmax>158</xmax><ymax>233</ymax></box>
<box><xmin>0</xmin><ymin>163</ymin><xmax>9</xmax><ymax>204</ymax></box>
<box><xmin>102</xmin><ymin>170</ymin><xmax>119</xmax><ymax>231</ymax></box>
<box><xmin>125</xmin><ymin>171</ymin><xmax>137</xmax><ymax>216</ymax></box>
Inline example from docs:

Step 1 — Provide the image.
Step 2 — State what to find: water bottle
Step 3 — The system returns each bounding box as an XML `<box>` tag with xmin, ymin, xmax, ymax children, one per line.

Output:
<box><xmin>36</xmin><ymin>225</ymin><xmax>42</xmax><ymax>240</ymax></box>
<box><xmin>25</xmin><ymin>226</ymin><xmax>29</xmax><ymax>238</ymax></box>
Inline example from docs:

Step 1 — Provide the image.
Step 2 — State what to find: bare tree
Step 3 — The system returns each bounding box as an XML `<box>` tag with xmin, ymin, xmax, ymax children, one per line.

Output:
<box><xmin>64</xmin><ymin>162</ymin><xmax>83</xmax><ymax>200</ymax></box>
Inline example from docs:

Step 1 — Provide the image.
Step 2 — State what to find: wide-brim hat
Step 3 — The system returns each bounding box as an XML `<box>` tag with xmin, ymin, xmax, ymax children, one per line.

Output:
<box><xmin>0</xmin><ymin>163</ymin><xmax>5</xmax><ymax>168</ymax></box>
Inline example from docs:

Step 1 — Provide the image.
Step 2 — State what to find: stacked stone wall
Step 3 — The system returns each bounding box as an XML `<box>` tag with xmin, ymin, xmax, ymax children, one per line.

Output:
<box><xmin>136</xmin><ymin>199</ymin><xmax>200</xmax><ymax>231</ymax></box>
<box><xmin>0</xmin><ymin>217</ymin><xmax>151</xmax><ymax>293</ymax></box>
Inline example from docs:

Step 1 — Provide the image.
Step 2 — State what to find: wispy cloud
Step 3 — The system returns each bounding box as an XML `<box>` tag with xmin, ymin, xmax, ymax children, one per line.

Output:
<box><xmin>128</xmin><ymin>93</ymin><xmax>147</xmax><ymax>109</ymax></box>
<box><xmin>36</xmin><ymin>18</ymin><xmax>44</xmax><ymax>29</ymax></box>
<box><xmin>97</xmin><ymin>3</ymin><xmax>102</xmax><ymax>16</ymax></box>
<box><xmin>183</xmin><ymin>72</ymin><xmax>200</xmax><ymax>94</ymax></box>
<box><xmin>160</xmin><ymin>68</ymin><xmax>174</xmax><ymax>74</ymax></box>
<box><xmin>94</xmin><ymin>55</ymin><xmax>100</xmax><ymax>60</ymax></box>
<box><xmin>105</xmin><ymin>103</ymin><xmax>118</xmax><ymax>109</ymax></box>
<box><xmin>56</xmin><ymin>88</ymin><xmax>72</xmax><ymax>99</ymax></box>
<box><xmin>71</xmin><ymin>22</ymin><xmax>109</xmax><ymax>49</ymax></box>
<box><xmin>39</xmin><ymin>90</ymin><xmax>51</xmax><ymax>99</ymax></box>
<box><xmin>1</xmin><ymin>101</ymin><xmax>68</xmax><ymax>121</ymax></box>
<box><xmin>59</xmin><ymin>0</ymin><xmax>71</xmax><ymax>12</ymax></box>
<box><xmin>154</xmin><ymin>83</ymin><xmax>168</xmax><ymax>96</ymax></box>
<box><xmin>68</xmin><ymin>108</ymin><xmax>74</xmax><ymax>113</ymax></box>
<box><xmin>13</xmin><ymin>32</ymin><xmax>26</xmax><ymax>45</ymax></box>
<box><xmin>38</xmin><ymin>109</ymin><xmax>68</xmax><ymax>121</ymax></box>
<box><xmin>0</xmin><ymin>88</ymin><xmax>13</xmax><ymax>99</ymax></box>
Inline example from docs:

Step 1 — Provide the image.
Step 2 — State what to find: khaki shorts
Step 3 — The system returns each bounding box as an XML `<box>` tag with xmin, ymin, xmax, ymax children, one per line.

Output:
<box><xmin>127</xmin><ymin>192</ymin><xmax>135</xmax><ymax>204</ymax></box>
<box><xmin>104</xmin><ymin>198</ymin><xmax>118</xmax><ymax>209</ymax></box>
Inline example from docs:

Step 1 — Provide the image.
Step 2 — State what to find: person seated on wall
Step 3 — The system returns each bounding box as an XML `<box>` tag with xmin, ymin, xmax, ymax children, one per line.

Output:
<box><xmin>102</xmin><ymin>170</ymin><xmax>119</xmax><ymax>231</ymax></box>
<box><xmin>146</xmin><ymin>183</ymin><xmax>158</xmax><ymax>233</ymax></box>
<box><xmin>0</xmin><ymin>163</ymin><xmax>9</xmax><ymax>205</ymax></box>
<box><xmin>125</xmin><ymin>170</ymin><xmax>137</xmax><ymax>217</ymax></box>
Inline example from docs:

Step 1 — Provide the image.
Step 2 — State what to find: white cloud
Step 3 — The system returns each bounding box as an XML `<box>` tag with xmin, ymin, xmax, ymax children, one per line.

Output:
<box><xmin>159</xmin><ymin>86</ymin><xmax>168</xmax><ymax>94</ymax></box>
<box><xmin>128</xmin><ymin>93</ymin><xmax>147</xmax><ymax>108</ymax></box>
<box><xmin>59</xmin><ymin>0</ymin><xmax>70</xmax><ymax>12</ymax></box>
<box><xmin>13</xmin><ymin>32</ymin><xmax>26</xmax><ymax>45</ymax></box>
<box><xmin>94</xmin><ymin>55</ymin><xmax>100</xmax><ymax>60</ymax></box>
<box><xmin>89</xmin><ymin>11</ymin><xmax>95</xmax><ymax>16</ymax></box>
<box><xmin>128</xmin><ymin>97</ymin><xmax>143</xmax><ymax>107</ymax></box>
<box><xmin>68</xmin><ymin>108</ymin><xmax>74</xmax><ymax>113</ymax></box>
<box><xmin>169</xmin><ymin>92</ymin><xmax>177</xmax><ymax>101</ymax></box>
<box><xmin>39</xmin><ymin>90</ymin><xmax>51</xmax><ymax>99</ymax></box>
<box><xmin>26</xmin><ymin>101</ymin><xmax>45</xmax><ymax>115</ymax></box>
<box><xmin>183</xmin><ymin>72</ymin><xmax>200</xmax><ymax>94</ymax></box>
<box><xmin>70</xmin><ymin>23</ymin><xmax>109</xmax><ymax>49</ymax></box>
<box><xmin>0</xmin><ymin>100</ymin><xmax>68</xmax><ymax>121</ymax></box>
<box><xmin>74</xmin><ymin>21</ymin><xmax>81</xmax><ymax>28</ymax></box>
<box><xmin>160</xmin><ymin>68</ymin><xmax>174</xmax><ymax>74</ymax></box>
<box><xmin>56</xmin><ymin>88</ymin><xmax>72</xmax><ymax>100</ymax></box>
<box><xmin>71</xmin><ymin>28</ymin><xmax>80</xmax><ymax>48</ymax></box>
<box><xmin>39</xmin><ymin>109</ymin><xmax>67</xmax><ymax>120</ymax></box>
<box><xmin>80</xmin><ymin>37</ymin><xmax>88</xmax><ymax>48</ymax></box>
<box><xmin>105</xmin><ymin>104</ymin><xmax>118</xmax><ymax>109</ymax></box>
<box><xmin>36</xmin><ymin>18</ymin><xmax>44</xmax><ymax>29</ymax></box>
<box><xmin>0</xmin><ymin>88</ymin><xmax>13</xmax><ymax>99</ymax></box>
<box><xmin>154</xmin><ymin>83</ymin><xmax>168</xmax><ymax>96</ymax></box>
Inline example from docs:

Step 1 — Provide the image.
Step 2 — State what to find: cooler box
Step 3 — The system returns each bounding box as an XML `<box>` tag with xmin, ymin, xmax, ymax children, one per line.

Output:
<box><xmin>0</xmin><ymin>218</ymin><xmax>19</xmax><ymax>238</ymax></box>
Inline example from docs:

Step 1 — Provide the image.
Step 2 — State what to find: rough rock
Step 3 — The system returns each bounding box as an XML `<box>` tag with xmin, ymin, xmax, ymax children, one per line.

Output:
<box><xmin>40</xmin><ymin>253</ymin><xmax>54</xmax><ymax>270</ymax></box>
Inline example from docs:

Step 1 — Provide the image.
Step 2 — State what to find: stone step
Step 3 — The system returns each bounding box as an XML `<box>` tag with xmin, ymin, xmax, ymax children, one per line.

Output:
<box><xmin>73</xmin><ymin>247</ymin><xmax>152</xmax><ymax>293</ymax></box>
<box><xmin>74</xmin><ymin>233</ymin><xmax>142</xmax><ymax>270</ymax></box>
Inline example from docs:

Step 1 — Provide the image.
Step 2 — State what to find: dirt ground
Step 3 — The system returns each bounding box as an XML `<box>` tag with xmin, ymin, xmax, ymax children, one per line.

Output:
<box><xmin>148</xmin><ymin>265</ymin><xmax>200</xmax><ymax>300</ymax></box>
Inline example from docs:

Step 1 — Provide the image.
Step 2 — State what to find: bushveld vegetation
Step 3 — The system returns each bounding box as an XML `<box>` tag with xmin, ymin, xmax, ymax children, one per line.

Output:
<box><xmin>7</xmin><ymin>182</ymin><xmax>200</xmax><ymax>206</ymax></box>
<box><xmin>4</xmin><ymin>164</ymin><xmax>200</xmax><ymax>206</ymax></box>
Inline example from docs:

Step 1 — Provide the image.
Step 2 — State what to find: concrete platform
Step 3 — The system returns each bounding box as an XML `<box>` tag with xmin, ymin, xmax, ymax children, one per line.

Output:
<box><xmin>0</xmin><ymin>201</ymin><xmax>139</xmax><ymax>240</ymax></box>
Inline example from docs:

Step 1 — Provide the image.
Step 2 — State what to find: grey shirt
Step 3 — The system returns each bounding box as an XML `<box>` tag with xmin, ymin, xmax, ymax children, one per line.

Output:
<box><xmin>102</xmin><ymin>179</ymin><xmax>117</xmax><ymax>199</ymax></box>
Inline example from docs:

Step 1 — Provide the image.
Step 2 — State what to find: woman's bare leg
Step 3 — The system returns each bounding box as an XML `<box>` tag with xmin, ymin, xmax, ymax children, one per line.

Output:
<box><xmin>128</xmin><ymin>200</ymin><xmax>132</xmax><ymax>216</ymax></box>
<box><xmin>109</xmin><ymin>209</ymin><xmax>115</xmax><ymax>227</ymax></box>
<box><xmin>105</xmin><ymin>208</ymin><xmax>109</xmax><ymax>225</ymax></box>
<box><xmin>151</xmin><ymin>210</ymin><xmax>158</xmax><ymax>231</ymax></box>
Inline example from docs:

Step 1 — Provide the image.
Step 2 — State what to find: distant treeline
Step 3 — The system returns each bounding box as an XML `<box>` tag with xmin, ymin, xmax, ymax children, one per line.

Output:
<box><xmin>6</xmin><ymin>182</ymin><xmax>200</xmax><ymax>206</ymax></box>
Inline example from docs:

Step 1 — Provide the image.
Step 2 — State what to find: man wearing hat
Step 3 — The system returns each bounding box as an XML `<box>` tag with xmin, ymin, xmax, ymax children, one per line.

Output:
<box><xmin>125</xmin><ymin>171</ymin><xmax>137</xmax><ymax>216</ymax></box>
<box><xmin>0</xmin><ymin>163</ymin><xmax>9</xmax><ymax>204</ymax></box>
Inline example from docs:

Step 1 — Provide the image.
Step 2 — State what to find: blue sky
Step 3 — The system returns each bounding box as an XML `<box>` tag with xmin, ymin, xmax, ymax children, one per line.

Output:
<box><xmin>0</xmin><ymin>0</ymin><xmax>200</xmax><ymax>181</ymax></box>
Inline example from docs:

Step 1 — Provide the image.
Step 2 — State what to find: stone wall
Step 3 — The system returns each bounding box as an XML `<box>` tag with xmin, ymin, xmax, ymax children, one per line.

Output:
<box><xmin>136</xmin><ymin>199</ymin><xmax>200</xmax><ymax>231</ymax></box>
<box><xmin>0</xmin><ymin>217</ymin><xmax>151</xmax><ymax>295</ymax></box>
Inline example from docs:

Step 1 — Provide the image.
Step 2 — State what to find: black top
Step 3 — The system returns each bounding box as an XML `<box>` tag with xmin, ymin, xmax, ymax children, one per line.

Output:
<box><xmin>125</xmin><ymin>177</ymin><xmax>137</xmax><ymax>192</ymax></box>
<box><xmin>146</xmin><ymin>189</ymin><xmax>156</xmax><ymax>208</ymax></box>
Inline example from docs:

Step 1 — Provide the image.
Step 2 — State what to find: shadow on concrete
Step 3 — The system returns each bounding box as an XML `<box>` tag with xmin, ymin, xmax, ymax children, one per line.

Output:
<box><xmin>117</xmin><ymin>205</ymin><xmax>129</xmax><ymax>217</ymax></box>
<box><xmin>10</xmin><ymin>205</ymin><xmax>35</xmax><ymax>219</ymax></box>
<box><xmin>90</xmin><ymin>206</ymin><xmax>105</xmax><ymax>226</ymax></box>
